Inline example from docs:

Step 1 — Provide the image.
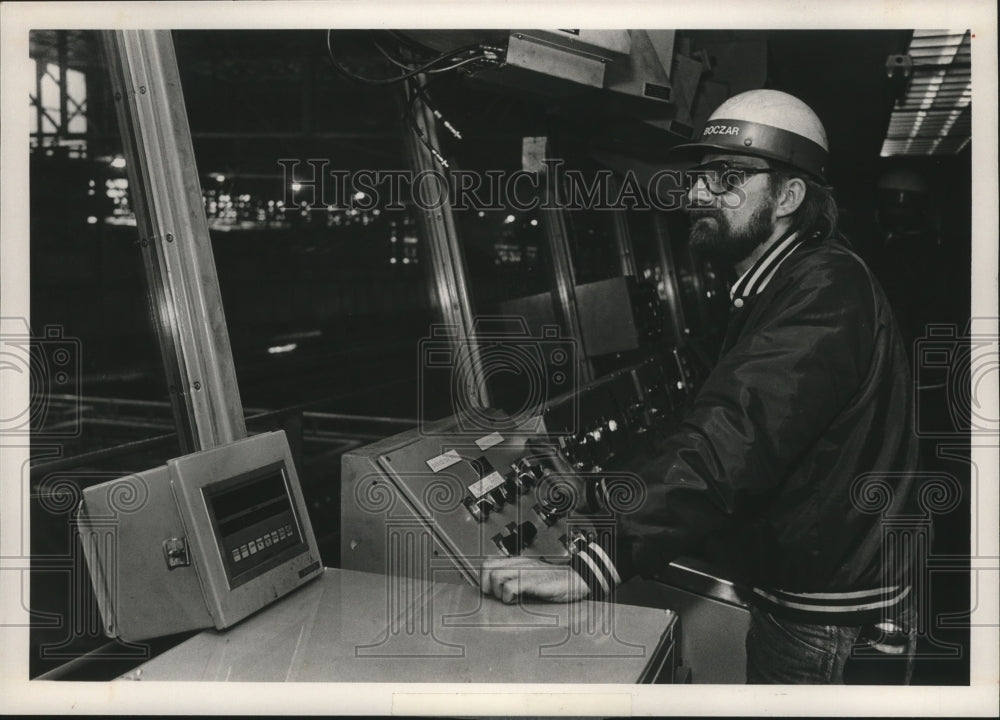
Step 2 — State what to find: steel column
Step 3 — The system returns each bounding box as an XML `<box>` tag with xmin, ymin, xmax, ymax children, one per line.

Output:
<box><xmin>403</xmin><ymin>80</ymin><xmax>490</xmax><ymax>408</ymax></box>
<box><xmin>539</xmin><ymin>168</ymin><xmax>593</xmax><ymax>383</ymax></box>
<box><xmin>57</xmin><ymin>31</ymin><xmax>69</xmax><ymax>136</ymax></box>
<box><xmin>102</xmin><ymin>30</ymin><xmax>246</xmax><ymax>451</ymax></box>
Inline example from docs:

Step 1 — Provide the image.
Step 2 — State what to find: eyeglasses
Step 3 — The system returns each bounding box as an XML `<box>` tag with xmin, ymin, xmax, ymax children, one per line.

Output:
<box><xmin>685</xmin><ymin>160</ymin><xmax>779</xmax><ymax>196</ymax></box>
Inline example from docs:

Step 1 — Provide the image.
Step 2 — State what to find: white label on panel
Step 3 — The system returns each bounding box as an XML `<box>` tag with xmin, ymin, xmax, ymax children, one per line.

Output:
<box><xmin>475</xmin><ymin>432</ymin><xmax>504</xmax><ymax>451</ymax></box>
<box><xmin>468</xmin><ymin>470</ymin><xmax>505</xmax><ymax>498</ymax></box>
<box><xmin>426</xmin><ymin>449</ymin><xmax>462</xmax><ymax>472</ymax></box>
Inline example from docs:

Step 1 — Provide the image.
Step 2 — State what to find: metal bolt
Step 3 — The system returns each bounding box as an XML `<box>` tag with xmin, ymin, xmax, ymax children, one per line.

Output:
<box><xmin>139</xmin><ymin>86</ymin><xmax>146</xmax><ymax>94</ymax></box>
<box><xmin>114</xmin><ymin>91</ymin><xmax>122</xmax><ymax>101</ymax></box>
<box><xmin>165</xmin><ymin>233</ymin><xmax>174</xmax><ymax>242</ymax></box>
<box><xmin>193</xmin><ymin>381</ymin><xmax>202</xmax><ymax>390</ymax></box>
<box><xmin>140</xmin><ymin>238</ymin><xmax>148</xmax><ymax>247</ymax></box>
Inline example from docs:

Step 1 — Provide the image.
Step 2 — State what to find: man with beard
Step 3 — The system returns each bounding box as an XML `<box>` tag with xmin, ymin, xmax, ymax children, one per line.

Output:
<box><xmin>481</xmin><ymin>90</ymin><xmax>921</xmax><ymax>684</ymax></box>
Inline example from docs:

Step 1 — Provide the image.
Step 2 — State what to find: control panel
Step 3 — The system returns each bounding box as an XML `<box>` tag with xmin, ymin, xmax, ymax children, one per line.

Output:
<box><xmin>340</xmin><ymin>411</ymin><xmax>583</xmax><ymax>583</ymax></box>
<box><xmin>546</xmin><ymin>352</ymin><xmax>695</xmax><ymax>473</ymax></box>
<box><xmin>341</xmin><ymin>351</ymin><xmax>702</xmax><ymax>584</ymax></box>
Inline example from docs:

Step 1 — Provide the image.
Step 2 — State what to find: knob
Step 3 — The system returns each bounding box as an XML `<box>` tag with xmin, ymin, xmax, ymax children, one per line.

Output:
<box><xmin>493</xmin><ymin>521</ymin><xmax>539</xmax><ymax>556</ymax></box>
<box><xmin>489</xmin><ymin>484</ymin><xmax>509</xmax><ymax>508</ymax></box>
<box><xmin>497</xmin><ymin>532</ymin><xmax>519</xmax><ymax>556</ymax></box>
<box><xmin>518</xmin><ymin>520</ymin><xmax>538</xmax><ymax>547</ymax></box>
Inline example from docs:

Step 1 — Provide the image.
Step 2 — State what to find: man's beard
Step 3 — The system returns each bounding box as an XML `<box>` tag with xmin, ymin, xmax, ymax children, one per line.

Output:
<box><xmin>687</xmin><ymin>199</ymin><xmax>775</xmax><ymax>265</ymax></box>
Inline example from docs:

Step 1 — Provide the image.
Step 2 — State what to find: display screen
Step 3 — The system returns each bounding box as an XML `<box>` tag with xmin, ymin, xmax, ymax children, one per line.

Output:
<box><xmin>203</xmin><ymin>461</ymin><xmax>307</xmax><ymax>589</ymax></box>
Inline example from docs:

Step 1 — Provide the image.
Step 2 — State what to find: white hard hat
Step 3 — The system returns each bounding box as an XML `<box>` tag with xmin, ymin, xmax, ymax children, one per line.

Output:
<box><xmin>670</xmin><ymin>89</ymin><xmax>830</xmax><ymax>180</ymax></box>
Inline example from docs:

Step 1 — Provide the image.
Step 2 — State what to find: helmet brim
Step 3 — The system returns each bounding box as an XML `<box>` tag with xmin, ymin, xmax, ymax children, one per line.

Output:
<box><xmin>665</xmin><ymin>118</ymin><xmax>829</xmax><ymax>181</ymax></box>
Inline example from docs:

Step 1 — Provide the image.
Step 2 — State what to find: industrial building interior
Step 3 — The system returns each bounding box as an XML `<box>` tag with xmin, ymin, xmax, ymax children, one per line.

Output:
<box><xmin>24</xmin><ymin>28</ymin><xmax>974</xmax><ymax>684</ymax></box>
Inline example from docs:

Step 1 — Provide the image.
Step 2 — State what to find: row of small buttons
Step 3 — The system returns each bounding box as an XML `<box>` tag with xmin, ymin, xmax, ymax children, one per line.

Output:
<box><xmin>230</xmin><ymin>524</ymin><xmax>295</xmax><ymax>563</ymax></box>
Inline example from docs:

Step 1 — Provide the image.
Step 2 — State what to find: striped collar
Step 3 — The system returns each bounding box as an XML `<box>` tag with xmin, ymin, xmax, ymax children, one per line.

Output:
<box><xmin>729</xmin><ymin>229</ymin><xmax>804</xmax><ymax>306</ymax></box>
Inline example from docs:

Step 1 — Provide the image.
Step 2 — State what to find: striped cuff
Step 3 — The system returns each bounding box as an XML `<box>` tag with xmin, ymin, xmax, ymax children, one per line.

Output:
<box><xmin>567</xmin><ymin>531</ymin><xmax>621</xmax><ymax>602</ymax></box>
<box><xmin>751</xmin><ymin>584</ymin><xmax>912</xmax><ymax>625</ymax></box>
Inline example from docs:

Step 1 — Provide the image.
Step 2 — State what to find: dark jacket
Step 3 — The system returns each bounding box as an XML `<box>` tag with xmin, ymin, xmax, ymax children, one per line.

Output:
<box><xmin>569</xmin><ymin>232</ymin><xmax>921</xmax><ymax>625</ymax></box>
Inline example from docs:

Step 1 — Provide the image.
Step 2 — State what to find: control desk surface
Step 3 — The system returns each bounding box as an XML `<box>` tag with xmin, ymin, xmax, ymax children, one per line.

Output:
<box><xmin>120</xmin><ymin>568</ymin><xmax>678</xmax><ymax>683</ymax></box>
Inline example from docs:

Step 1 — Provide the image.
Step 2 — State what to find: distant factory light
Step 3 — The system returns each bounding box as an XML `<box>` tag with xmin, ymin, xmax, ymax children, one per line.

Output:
<box><xmin>353</xmin><ymin>191</ymin><xmax>367</xmax><ymax>201</ymax></box>
<box><xmin>478</xmin><ymin>211</ymin><xmax>486</xmax><ymax>218</ymax></box>
<box><xmin>390</xmin><ymin>257</ymin><xmax>398</xmax><ymax>264</ymax></box>
<box><xmin>291</xmin><ymin>182</ymin><xmax>302</xmax><ymax>192</ymax></box>
<box><xmin>504</xmin><ymin>214</ymin><xmax>516</xmax><ymax>224</ymax></box>
<box><xmin>110</xmin><ymin>156</ymin><xmax>126</xmax><ymax>169</ymax></box>
<box><xmin>215</xmin><ymin>174</ymin><xmax>226</xmax><ymax>183</ymax></box>
<box><xmin>267</xmin><ymin>343</ymin><xmax>298</xmax><ymax>355</ymax></box>
<box><xmin>86</xmin><ymin>216</ymin><xmax>98</xmax><ymax>224</ymax></box>
<box><xmin>530</xmin><ymin>218</ymin><xmax>539</xmax><ymax>227</ymax></box>
<box><xmin>402</xmin><ymin>257</ymin><xmax>410</xmax><ymax>264</ymax></box>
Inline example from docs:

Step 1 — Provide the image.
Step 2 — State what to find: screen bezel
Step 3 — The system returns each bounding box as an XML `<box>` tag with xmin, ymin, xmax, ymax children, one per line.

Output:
<box><xmin>202</xmin><ymin>460</ymin><xmax>308</xmax><ymax>589</ymax></box>
<box><xmin>168</xmin><ymin>431</ymin><xmax>323</xmax><ymax>629</ymax></box>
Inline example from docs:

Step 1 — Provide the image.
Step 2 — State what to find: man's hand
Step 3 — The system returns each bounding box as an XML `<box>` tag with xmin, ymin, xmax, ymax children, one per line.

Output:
<box><xmin>479</xmin><ymin>556</ymin><xmax>589</xmax><ymax>604</ymax></box>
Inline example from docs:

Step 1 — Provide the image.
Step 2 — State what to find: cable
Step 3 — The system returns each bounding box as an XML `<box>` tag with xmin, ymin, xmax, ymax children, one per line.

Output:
<box><xmin>326</xmin><ymin>30</ymin><xmax>485</xmax><ymax>85</ymax></box>
<box><xmin>427</xmin><ymin>53</ymin><xmax>492</xmax><ymax>74</ymax></box>
<box><xmin>371</xmin><ymin>38</ymin><xmax>417</xmax><ymax>71</ymax></box>
<box><xmin>404</xmin><ymin>81</ymin><xmax>450</xmax><ymax>168</ymax></box>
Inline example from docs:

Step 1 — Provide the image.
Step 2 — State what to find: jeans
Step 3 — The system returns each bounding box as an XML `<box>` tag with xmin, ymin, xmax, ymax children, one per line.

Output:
<box><xmin>745</xmin><ymin>605</ymin><xmax>918</xmax><ymax>684</ymax></box>
<box><xmin>746</xmin><ymin>606</ymin><xmax>861</xmax><ymax>684</ymax></box>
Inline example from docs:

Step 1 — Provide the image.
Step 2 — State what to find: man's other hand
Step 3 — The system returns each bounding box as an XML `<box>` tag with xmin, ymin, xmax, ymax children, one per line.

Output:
<box><xmin>480</xmin><ymin>556</ymin><xmax>589</xmax><ymax>604</ymax></box>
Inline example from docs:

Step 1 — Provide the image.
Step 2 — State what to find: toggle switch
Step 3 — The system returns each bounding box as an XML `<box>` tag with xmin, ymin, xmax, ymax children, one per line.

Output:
<box><xmin>483</xmin><ymin>492</ymin><xmax>502</xmax><ymax>513</ymax></box>
<box><xmin>512</xmin><ymin>458</ymin><xmax>543</xmax><ymax>488</ymax></box>
<box><xmin>532</xmin><ymin>502</ymin><xmax>562</xmax><ymax>527</ymax></box>
<box><xmin>464</xmin><ymin>495</ymin><xmax>491</xmax><ymax>522</ymax></box>
<box><xmin>505</xmin><ymin>469</ymin><xmax>526</xmax><ymax>494</ymax></box>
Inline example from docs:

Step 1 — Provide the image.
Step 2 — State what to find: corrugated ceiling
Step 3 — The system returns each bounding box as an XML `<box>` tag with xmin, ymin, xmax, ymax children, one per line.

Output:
<box><xmin>880</xmin><ymin>29</ymin><xmax>972</xmax><ymax>156</ymax></box>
